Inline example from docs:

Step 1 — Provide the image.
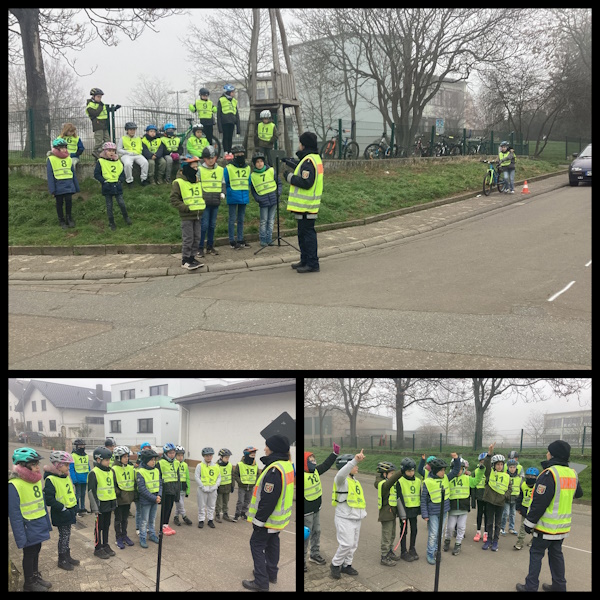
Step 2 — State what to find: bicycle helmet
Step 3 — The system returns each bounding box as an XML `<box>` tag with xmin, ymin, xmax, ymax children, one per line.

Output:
<box><xmin>335</xmin><ymin>453</ymin><xmax>355</xmax><ymax>470</ymax></box>
<box><xmin>525</xmin><ymin>467</ymin><xmax>540</xmax><ymax>477</ymax></box>
<box><xmin>113</xmin><ymin>445</ymin><xmax>131</xmax><ymax>458</ymax></box>
<box><xmin>223</xmin><ymin>83</ymin><xmax>235</xmax><ymax>92</ymax></box>
<box><xmin>231</xmin><ymin>144</ymin><xmax>245</xmax><ymax>155</ymax></box>
<box><xmin>52</xmin><ymin>137</ymin><xmax>68</xmax><ymax>148</ymax></box>
<box><xmin>49</xmin><ymin>450</ymin><xmax>74</xmax><ymax>465</ymax></box>
<box><xmin>145</xmin><ymin>124</ymin><xmax>158</xmax><ymax>132</ymax></box>
<box><xmin>93</xmin><ymin>446</ymin><xmax>113</xmax><ymax>462</ymax></box>
<box><xmin>163</xmin><ymin>443</ymin><xmax>176</xmax><ymax>453</ymax></box>
<box><xmin>478</xmin><ymin>452</ymin><xmax>487</xmax><ymax>461</ymax></box>
<box><xmin>252</xmin><ymin>151</ymin><xmax>265</xmax><ymax>164</ymax></box>
<box><xmin>243</xmin><ymin>446</ymin><xmax>258</xmax><ymax>456</ymax></box>
<box><xmin>202</xmin><ymin>447</ymin><xmax>215</xmax><ymax>456</ymax></box>
<box><xmin>199</xmin><ymin>87</ymin><xmax>210</xmax><ymax>96</ymax></box>
<box><xmin>140</xmin><ymin>447</ymin><xmax>159</xmax><ymax>463</ymax></box>
<box><xmin>89</xmin><ymin>87</ymin><xmax>104</xmax><ymax>96</ymax></box>
<box><xmin>426</xmin><ymin>455</ymin><xmax>436</xmax><ymax>464</ymax></box>
<box><xmin>218</xmin><ymin>448</ymin><xmax>232</xmax><ymax>457</ymax></box>
<box><xmin>506</xmin><ymin>459</ymin><xmax>518</xmax><ymax>468</ymax></box>
<box><xmin>175</xmin><ymin>445</ymin><xmax>185</xmax><ymax>454</ymax></box>
<box><xmin>104</xmin><ymin>438</ymin><xmax>116</xmax><ymax>447</ymax></box>
<box><xmin>376</xmin><ymin>461</ymin><xmax>396</xmax><ymax>474</ymax></box>
<box><xmin>140</xmin><ymin>442</ymin><xmax>151</xmax><ymax>450</ymax></box>
<box><xmin>260</xmin><ymin>110</ymin><xmax>271</xmax><ymax>119</ymax></box>
<box><xmin>460</xmin><ymin>458</ymin><xmax>469</xmax><ymax>469</ymax></box>
<box><xmin>192</xmin><ymin>123</ymin><xmax>204</xmax><ymax>134</ymax></box>
<box><xmin>500</xmin><ymin>140</ymin><xmax>509</xmax><ymax>147</ymax></box>
<box><xmin>202</xmin><ymin>145</ymin><xmax>217</xmax><ymax>159</ymax></box>
<box><xmin>400</xmin><ymin>457</ymin><xmax>417</xmax><ymax>472</ymax></box>
<box><xmin>181</xmin><ymin>154</ymin><xmax>199</xmax><ymax>164</ymax></box>
<box><xmin>73</xmin><ymin>438</ymin><xmax>85</xmax><ymax>447</ymax></box>
<box><xmin>508</xmin><ymin>450</ymin><xmax>519</xmax><ymax>459</ymax></box>
<box><xmin>491</xmin><ymin>454</ymin><xmax>505</xmax><ymax>467</ymax></box>
<box><xmin>164</xmin><ymin>122</ymin><xmax>176</xmax><ymax>132</ymax></box>
<box><xmin>12</xmin><ymin>447</ymin><xmax>43</xmax><ymax>465</ymax></box>
<box><xmin>429</xmin><ymin>458</ymin><xmax>448</xmax><ymax>472</ymax></box>
<box><xmin>102</xmin><ymin>141</ymin><xmax>117</xmax><ymax>151</ymax></box>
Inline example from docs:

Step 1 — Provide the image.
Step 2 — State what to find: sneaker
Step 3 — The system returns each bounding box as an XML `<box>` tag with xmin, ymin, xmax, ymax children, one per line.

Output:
<box><xmin>182</xmin><ymin>515</ymin><xmax>193</xmax><ymax>525</ymax></box>
<box><xmin>115</xmin><ymin>538</ymin><xmax>125</xmax><ymax>550</ymax></box>
<box><xmin>514</xmin><ymin>544</ymin><xmax>523</xmax><ymax>550</ymax></box>
<box><xmin>237</xmin><ymin>240</ymin><xmax>251</xmax><ymax>248</ymax></box>
<box><xmin>173</xmin><ymin>516</ymin><xmax>181</xmax><ymax>526</ymax></box>
<box><xmin>94</xmin><ymin>547</ymin><xmax>110</xmax><ymax>559</ymax></box>
<box><xmin>140</xmin><ymin>538</ymin><xmax>148</xmax><ymax>548</ymax></box>
<box><xmin>309</xmin><ymin>554</ymin><xmax>326</xmax><ymax>565</ymax></box>
<box><xmin>67</xmin><ymin>216</ymin><xmax>76</xmax><ymax>228</ymax></box>
<box><xmin>341</xmin><ymin>564</ymin><xmax>359</xmax><ymax>575</ymax></box>
<box><xmin>207</xmin><ymin>520</ymin><xmax>215</xmax><ymax>528</ymax></box>
<box><xmin>181</xmin><ymin>258</ymin><xmax>202</xmax><ymax>270</ymax></box>
<box><xmin>59</xmin><ymin>220</ymin><xmax>68</xmax><ymax>230</ymax></box>
<box><xmin>483</xmin><ymin>532</ymin><xmax>488</xmax><ymax>543</ymax></box>
<box><xmin>491</xmin><ymin>540</ymin><xmax>499</xmax><ymax>551</ymax></box>
<box><xmin>162</xmin><ymin>525</ymin><xmax>176</xmax><ymax>535</ymax></box>
<box><xmin>443</xmin><ymin>538</ymin><xmax>451</xmax><ymax>552</ymax></box>
<box><xmin>482</xmin><ymin>539</ymin><xmax>491</xmax><ymax>550</ymax></box>
<box><xmin>500</xmin><ymin>528</ymin><xmax>506</xmax><ymax>536</ymax></box>
<box><xmin>207</xmin><ymin>246</ymin><xmax>219</xmax><ymax>255</ymax></box>
<box><xmin>510</xmin><ymin>529</ymin><xmax>518</xmax><ymax>535</ymax></box>
<box><xmin>196</xmin><ymin>248</ymin><xmax>205</xmax><ymax>258</ymax></box>
<box><xmin>103</xmin><ymin>545</ymin><xmax>116</xmax><ymax>556</ymax></box>
<box><xmin>149</xmin><ymin>533</ymin><xmax>160</xmax><ymax>543</ymax></box>
<box><xmin>109</xmin><ymin>222</ymin><xmax>116</xmax><ymax>231</ymax></box>
<box><xmin>141</xmin><ymin>179</ymin><xmax>150</xmax><ymax>186</ymax></box>
<box><xmin>229</xmin><ymin>241</ymin><xmax>237</xmax><ymax>249</ymax></box>
<box><xmin>123</xmin><ymin>536</ymin><xmax>134</xmax><ymax>546</ymax></box>
<box><xmin>473</xmin><ymin>531</ymin><xmax>481</xmax><ymax>542</ymax></box>
<box><xmin>198</xmin><ymin>521</ymin><xmax>204</xmax><ymax>528</ymax></box>
<box><xmin>452</xmin><ymin>543</ymin><xmax>461</xmax><ymax>556</ymax></box>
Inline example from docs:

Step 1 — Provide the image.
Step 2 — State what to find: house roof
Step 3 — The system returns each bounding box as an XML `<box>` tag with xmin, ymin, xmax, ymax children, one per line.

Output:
<box><xmin>172</xmin><ymin>378</ymin><xmax>296</xmax><ymax>405</ymax></box>
<box><xmin>16</xmin><ymin>380</ymin><xmax>111</xmax><ymax>412</ymax></box>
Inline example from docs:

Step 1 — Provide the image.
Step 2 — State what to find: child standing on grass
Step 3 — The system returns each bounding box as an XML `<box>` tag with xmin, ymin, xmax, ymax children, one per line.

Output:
<box><xmin>47</xmin><ymin>137</ymin><xmax>80</xmax><ymax>229</ymax></box>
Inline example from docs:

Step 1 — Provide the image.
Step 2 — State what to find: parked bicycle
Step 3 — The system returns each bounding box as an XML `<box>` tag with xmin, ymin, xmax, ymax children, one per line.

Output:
<box><xmin>173</xmin><ymin>118</ymin><xmax>222</xmax><ymax>158</ymax></box>
<box><xmin>364</xmin><ymin>132</ymin><xmax>399</xmax><ymax>160</ymax></box>
<box><xmin>319</xmin><ymin>125</ymin><xmax>360</xmax><ymax>159</ymax></box>
<box><xmin>482</xmin><ymin>159</ymin><xmax>506</xmax><ymax>196</ymax></box>
<box><xmin>468</xmin><ymin>136</ymin><xmax>488</xmax><ymax>155</ymax></box>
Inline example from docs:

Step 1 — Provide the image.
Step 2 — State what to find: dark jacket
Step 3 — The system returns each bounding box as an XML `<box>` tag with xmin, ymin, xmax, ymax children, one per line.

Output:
<box><xmin>374</xmin><ymin>469</ymin><xmax>406</xmax><ymax>522</ymax></box>
<box><xmin>43</xmin><ymin>465</ymin><xmax>78</xmax><ymax>527</ymax></box>
<box><xmin>217</xmin><ymin>94</ymin><xmax>241</xmax><ymax>134</ymax></box>
<box><xmin>87</xmin><ymin>464</ymin><xmax>118</xmax><ymax>514</ymax></box>
<box><xmin>46</xmin><ymin>151</ymin><xmax>80</xmax><ymax>196</ymax></box>
<box><xmin>170</xmin><ymin>170</ymin><xmax>203</xmax><ymax>221</ymax></box>
<box><xmin>86</xmin><ymin>98</ymin><xmax>109</xmax><ymax>132</ymax></box>
<box><xmin>136</xmin><ymin>463</ymin><xmax>163</xmax><ymax>506</ymax></box>
<box><xmin>250</xmin><ymin>165</ymin><xmax>281</xmax><ymax>208</ymax></box>
<box><xmin>304</xmin><ymin>452</ymin><xmax>336</xmax><ymax>516</ymax></box>
<box><xmin>251</xmin><ymin>452</ymin><xmax>290</xmax><ymax>526</ymax></box>
<box><xmin>94</xmin><ymin>153</ymin><xmax>126</xmax><ymax>196</ymax></box>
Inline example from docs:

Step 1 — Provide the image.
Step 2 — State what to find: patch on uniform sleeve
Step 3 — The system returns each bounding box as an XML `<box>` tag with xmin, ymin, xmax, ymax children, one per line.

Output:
<box><xmin>264</xmin><ymin>483</ymin><xmax>274</xmax><ymax>493</ymax></box>
<box><xmin>536</xmin><ymin>484</ymin><xmax>546</xmax><ymax>495</ymax></box>
<box><xmin>301</xmin><ymin>170</ymin><xmax>310</xmax><ymax>179</ymax></box>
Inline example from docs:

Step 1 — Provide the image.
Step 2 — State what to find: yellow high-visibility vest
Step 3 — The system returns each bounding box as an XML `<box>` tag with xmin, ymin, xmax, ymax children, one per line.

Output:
<box><xmin>219</xmin><ymin>95</ymin><xmax>238</xmax><ymax>115</ymax></box>
<box><xmin>332</xmin><ymin>476</ymin><xmax>366</xmax><ymax>509</ymax></box>
<box><xmin>304</xmin><ymin>470</ymin><xmax>322</xmax><ymax>502</ymax></box>
<box><xmin>98</xmin><ymin>158</ymin><xmax>124</xmax><ymax>183</ymax></box>
<box><xmin>46</xmin><ymin>474</ymin><xmax>77</xmax><ymax>508</ymax></box>
<box><xmin>398</xmin><ymin>476</ymin><xmax>421</xmax><ymax>508</ymax></box>
<box><xmin>175</xmin><ymin>178</ymin><xmax>205</xmax><ymax>211</ymax></box>
<box><xmin>121</xmin><ymin>136</ymin><xmax>143</xmax><ymax>155</ymax></box>
<box><xmin>73</xmin><ymin>453</ymin><xmax>89</xmax><ymax>475</ymax></box>
<box><xmin>219</xmin><ymin>462</ymin><xmax>232</xmax><ymax>486</ymax></box>
<box><xmin>488</xmin><ymin>471</ymin><xmax>510</xmax><ymax>495</ymax></box>
<box><xmin>226</xmin><ymin>164</ymin><xmax>251</xmax><ymax>190</ymax></box>
<box><xmin>286</xmin><ymin>154</ymin><xmax>323</xmax><ymax>214</ymax></box>
<box><xmin>200</xmin><ymin>462</ymin><xmax>219</xmax><ymax>486</ymax></box>
<box><xmin>257</xmin><ymin>122</ymin><xmax>275</xmax><ymax>143</ymax></box>
<box><xmin>191</xmin><ymin>99</ymin><xmax>216</xmax><ymax>119</ymax></box>
<box><xmin>62</xmin><ymin>136</ymin><xmax>79</xmax><ymax>155</ymax></box>
<box><xmin>424</xmin><ymin>475</ymin><xmax>450</xmax><ymax>504</ymax></box>
<box><xmin>199</xmin><ymin>165</ymin><xmax>224</xmax><ymax>194</ymax></box>
<box><xmin>138</xmin><ymin>467</ymin><xmax>160</xmax><ymax>494</ymax></box>
<box><xmin>158</xmin><ymin>458</ymin><xmax>179</xmax><ymax>484</ymax></box>
<box><xmin>91</xmin><ymin>467</ymin><xmax>116</xmax><ymax>501</ymax></box>
<box><xmin>86</xmin><ymin>100</ymin><xmax>107</xmax><ymax>120</ymax></box>
<box><xmin>251</xmin><ymin>168</ymin><xmax>277</xmax><ymax>195</ymax></box>
<box><xmin>238</xmin><ymin>462</ymin><xmax>258</xmax><ymax>485</ymax></box>
<box><xmin>378</xmin><ymin>478</ymin><xmax>397</xmax><ymax>509</ymax></box>
<box><xmin>48</xmin><ymin>155</ymin><xmax>73</xmax><ymax>180</ymax></box>
<box><xmin>112</xmin><ymin>464</ymin><xmax>135</xmax><ymax>492</ymax></box>
<box><xmin>9</xmin><ymin>478</ymin><xmax>47</xmax><ymax>520</ymax></box>
<box><xmin>535</xmin><ymin>465</ymin><xmax>577</xmax><ymax>537</ymax></box>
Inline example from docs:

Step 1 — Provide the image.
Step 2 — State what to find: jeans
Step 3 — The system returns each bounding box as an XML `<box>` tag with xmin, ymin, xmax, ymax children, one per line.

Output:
<box><xmin>259</xmin><ymin>205</ymin><xmax>277</xmax><ymax>245</ymax></box>
<box><xmin>503</xmin><ymin>169</ymin><xmax>515</xmax><ymax>191</ymax></box>
<box><xmin>426</xmin><ymin>512</ymin><xmax>447</xmax><ymax>559</ymax></box>
<box><xmin>138</xmin><ymin>502</ymin><xmax>158</xmax><ymax>542</ymax></box>
<box><xmin>200</xmin><ymin>205</ymin><xmax>219</xmax><ymax>249</ymax></box>
<box><xmin>228</xmin><ymin>203</ymin><xmax>247</xmax><ymax>242</ymax></box>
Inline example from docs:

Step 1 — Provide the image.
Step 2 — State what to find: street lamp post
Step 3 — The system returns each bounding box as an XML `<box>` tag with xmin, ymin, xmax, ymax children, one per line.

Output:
<box><xmin>167</xmin><ymin>89</ymin><xmax>188</xmax><ymax>132</ymax></box>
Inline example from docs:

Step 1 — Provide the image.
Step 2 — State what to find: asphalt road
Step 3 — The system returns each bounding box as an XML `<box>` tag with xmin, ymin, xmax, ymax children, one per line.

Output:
<box><xmin>9</xmin><ymin>182</ymin><xmax>590</xmax><ymax>369</ymax></box>
<box><xmin>304</xmin><ymin>468</ymin><xmax>591</xmax><ymax>592</ymax></box>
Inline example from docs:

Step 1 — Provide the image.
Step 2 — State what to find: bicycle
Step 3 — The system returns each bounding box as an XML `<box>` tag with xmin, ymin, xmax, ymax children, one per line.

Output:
<box><xmin>175</xmin><ymin>118</ymin><xmax>222</xmax><ymax>158</ymax></box>
<box><xmin>482</xmin><ymin>159</ymin><xmax>506</xmax><ymax>196</ymax></box>
<box><xmin>319</xmin><ymin>126</ymin><xmax>360</xmax><ymax>159</ymax></box>
<box><xmin>363</xmin><ymin>132</ymin><xmax>398</xmax><ymax>160</ymax></box>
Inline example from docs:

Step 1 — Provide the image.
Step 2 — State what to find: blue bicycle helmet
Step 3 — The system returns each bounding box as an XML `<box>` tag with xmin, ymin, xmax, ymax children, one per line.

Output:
<box><xmin>478</xmin><ymin>452</ymin><xmax>487</xmax><ymax>461</ymax></box>
<box><xmin>164</xmin><ymin>122</ymin><xmax>176</xmax><ymax>131</ymax></box>
<box><xmin>525</xmin><ymin>467</ymin><xmax>540</xmax><ymax>477</ymax></box>
<box><xmin>163</xmin><ymin>442</ymin><xmax>176</xmax><ymax>453</ymax></box>
<box><xmin>223</xmin><ymin>83</ymin><xmax>235</xmax><ymax>92</ymax></box>
<box><xmin>145</xmin><ymin>124</ymin><xmax>158</xmax><ymax>132</ymax></box>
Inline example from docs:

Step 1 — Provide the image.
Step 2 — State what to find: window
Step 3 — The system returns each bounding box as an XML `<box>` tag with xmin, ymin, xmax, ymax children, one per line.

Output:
<box><xmin>41</xmin><ymin>399</ymin><xmax>46</xmax><ymax>411</ymax></box>
<box><xmin>121</xmin><ymin>389</ymin><xmax>135</xmax><ymax>400</ymax></box>
<box><xmin>32</xmin><ymin>401</ymin><xmax>37</xmax><ymax>412</ymax></box>
<box><xmin>138</xmin><ymin>419</ymin><xmax>153</xmax><ymax>434</ymax></box>
<box><xmin>150</xmin><ymin>385</ymin><xmax>168</xmax><ymax>396</ymax></box>
<box><xmin>38</xmin><ymin>421</ymin><xmax>43</xmax><ymax>432</ymax></box>
<box><xmin>49</xmin><ymin>420</ymin><xmax>56</xmax><ymax>432</ymax></box>
<box><xmin>110</xmin><ymin>420</ymin><xmax>122</xmax><ymax>434</ymax></box>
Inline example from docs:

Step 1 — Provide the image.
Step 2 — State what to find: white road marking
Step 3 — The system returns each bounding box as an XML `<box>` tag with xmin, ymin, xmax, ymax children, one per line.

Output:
<box><xmin>548</xmin><ymin>281</ymin><xmax>575</xmax><ymax>302</ymax></box>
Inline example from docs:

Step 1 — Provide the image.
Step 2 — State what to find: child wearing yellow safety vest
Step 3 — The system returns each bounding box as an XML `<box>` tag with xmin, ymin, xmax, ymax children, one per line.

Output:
<box><xmin>250</xmin><ymin>151</ymin><xmax>282</xmax><ymax>248</ymax></box>
<box><xmin>9</xmin><ymin>447</ymin><xmax>53</xmax><ymax>591</ymax></box>
<box><xmin>224</xmin><ymin>145</ymin><xmax>251</xmax><ymax>250</ymax></box>
<box><xmin>43</xmin><ymin>451</ymin><xmax>80</xmax><ymax>571</ymax></box>
<box><xmin>215</xmin><ymin>448</ymin><xmax>235</xmax><ymax>523</ymax></box>
<box><xmin>443</xmin><ymin>453</ymin><xmax>482</xmax><ymax>556</ymax></box>
<box><xmin>514</xmin><ymin>466</ymin><xmax>539</xmax><ymax>550</ymax></box>
<box><xmin>157</xmin><ymin>443</ymin><xmax>181</xmax><ymax>536</ymax></box>
<box><xmin>330</xmin><ymin>449</ymin><xmax>367</xmax><ymax>579</ymax></box>
<box><xmin>395</xmin><ymin>457</ymin><xmax>422</xmax><ymax>561</ymax></box>
<box><xmin>254</xmin><ymin>109</ymin><xmax>279</xmax><ymax>168</ymax></box>
<box><xmin>481</xmin><ymin>442</ymin><xmax>513</xmax><ymax>551</ymax></box>
<box><xmin>195</xmin><ymin>446</ymin><xmax>221</xmax><ymax>528</ymax></box>
<box><xmin>111</xmin><ymin>446</ymin><xmax>136</xmax><ymax>549</ymax></box>
<box><xmin>198</xmin><ymin>145</ymin><xmax>226</xmax><ymax>256</ymax></box>
<box><xmin>47</xmin><ymin>137</ymin><xmax>80</xmax><ymax>229</ymax></box>
<box><xmin>136</xmin><ymin>447</ymin><xmax>162</xmax><ymax>548</ymax></box>
<box><xmin>87</xmin><ymin>446</ymin><xmax>118</xmax><ymax>559</ymax></box>
<box><xmin>233</xmin><ymin>445</ymin><xmax>261</xmax><ymax>521</ymax></box>
<box><xmin>374</xmin><ymin>461</ymin><xmax>405</xmax><ymax>566</ymax></box>
<box><xmin>173</xmin><ymin>445</ymin><xmax>194</xmax><ymax>526</ymax></box>
<box><xmin>421</xmin><ymin>457</ymin><xmax>460</xmax><ymax>565</ymax></box>
<box><xmin>500</xmin><ymin>458</ymin><xmax>522</xmax><ymax>535</ymax></box>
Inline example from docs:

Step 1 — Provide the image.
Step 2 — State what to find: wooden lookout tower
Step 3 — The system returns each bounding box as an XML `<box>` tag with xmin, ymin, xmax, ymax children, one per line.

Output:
<box><xmin>245</xmin><ymin>9</ymin><xmax>303</xmax><ymax>157</ymax></box>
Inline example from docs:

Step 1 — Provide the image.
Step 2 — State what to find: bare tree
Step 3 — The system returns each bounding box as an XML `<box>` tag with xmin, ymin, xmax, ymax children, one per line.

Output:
<box><xmin>523</xmin><ymin>408</ymin><xmax>546</xmax><ymax>447</ymax></box>
<box><xmin>304</xmin><ymin>378</ymin><xmax>339</xmax><ymax>446</ymax></box>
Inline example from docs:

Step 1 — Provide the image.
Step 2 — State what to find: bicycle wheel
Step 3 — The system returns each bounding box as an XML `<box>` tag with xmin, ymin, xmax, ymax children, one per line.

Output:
<box><xmin>320</xmin><ymin>140</ymin><xmax>335</xmax><ymax>159</ymax></box>
<box><xmin>211</xmin><ymin>137</ymin><xmax>222</xmax><ymax>157</ymax></box>
<box><xmin>483</xmin><ymin>172</ymin><xmax>492</xmax><ymax>196</ymax></box>
<box><xmin>343</xmin><ymin>141</ymin><xmax>360</xmax><ymax>160</ymax></box>
<box><xmin>497</xmin><ymin>174</ymin><xmax>506</xmax><ymax>193</ymax></box>
<box><xmin>364</xmin><ymin>143</ymin><xmax>383</xmax><ymax>159</ymax></box>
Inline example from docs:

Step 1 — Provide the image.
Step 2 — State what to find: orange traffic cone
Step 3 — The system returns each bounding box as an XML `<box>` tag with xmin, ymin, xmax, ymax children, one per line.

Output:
<box><xmin>522</xmin><ymin>180</ymin><xmax>530</xmax><ymax>194</ymax></box>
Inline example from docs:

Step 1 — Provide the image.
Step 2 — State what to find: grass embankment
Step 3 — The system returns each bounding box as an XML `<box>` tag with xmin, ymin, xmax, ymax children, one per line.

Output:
<box><xmin>9</xmin><ymin>156</ymin><xmax>564</xmax><ymax>247</ymax></box>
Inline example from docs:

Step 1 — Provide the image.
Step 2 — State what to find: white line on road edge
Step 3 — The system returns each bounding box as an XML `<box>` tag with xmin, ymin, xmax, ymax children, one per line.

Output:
<box><xmin>548</xmin><ymin>281</ymin><xmax>575</xmax><ymax>302</ymax></box>
<box><xmin>562</xmin><ymin>545</ymin><xmax>591</xmax><ymax>553</ymax></box>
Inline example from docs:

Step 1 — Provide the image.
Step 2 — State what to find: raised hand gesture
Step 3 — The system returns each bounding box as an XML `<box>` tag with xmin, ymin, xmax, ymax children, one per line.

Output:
<box><xmin>355</xmin><ymin>449</ymin><xmax>365</xmax><ymax>463</ymax></box>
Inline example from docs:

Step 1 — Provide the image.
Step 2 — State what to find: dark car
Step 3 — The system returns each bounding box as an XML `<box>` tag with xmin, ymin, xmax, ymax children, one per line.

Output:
<box><xmin>569</xmin><ymin>143</ymin><xmax>591</xmax><ymax>186</ymax></box>
<box><xmin>17</xmin><ymin>431</ymin><xmax>46</xmax><ymax>445</ymax></box>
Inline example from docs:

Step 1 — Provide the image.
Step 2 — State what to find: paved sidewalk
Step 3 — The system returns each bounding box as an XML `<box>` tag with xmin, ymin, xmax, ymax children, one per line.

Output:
<box><xmin>9</xmin><ymin>174</ymin><xmax>567</xmax><ymax>281</ymax></box>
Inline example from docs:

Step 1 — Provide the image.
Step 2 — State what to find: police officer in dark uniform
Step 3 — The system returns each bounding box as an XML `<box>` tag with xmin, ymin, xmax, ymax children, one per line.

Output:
<box><xmin>515</xmin><ymin>440</ymin><xmax>583</xmax><ymax>592</ymax></box>
<box><xmin>282</xmin><ymin>131</ymin><xmax>323</xmax><ymax>273</ymax></box>
<box><xmin>242</xmin><ymin>434</ymin><xmax>294</xmax><ymax>592</ymax></box>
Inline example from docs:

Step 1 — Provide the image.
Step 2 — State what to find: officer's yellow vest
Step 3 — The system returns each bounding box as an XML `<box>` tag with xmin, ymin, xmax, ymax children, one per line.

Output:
<box><xmin>304</xmin><ymin>469</ymin><xmax>322</xmax><ymax>502</ymax></box>
<box><xmin>378</xmin><ymin>478</ymin><xmax>397</xmax><ymax>509</ymax></box>
<box><xmin>91</xmin><ymin>466</ymin><xmax>116</xmax><ymax>501</ymax></box>
<box><xmin>247</xmin><ymin>460</ymin><xmax>295</xmax><ymax>530</ymax></box>
<box><xmin>200</xmin><ymin>462</ymin><xmax>219</xmax><ymax>486</ymax></box>
<box><xmin>175</xmin><ymin>178</ymin><xmax>205</xmax><ymax>211</ymax></box>
<box><xmin>62</xmin><ymin>136</ymin><xmax>79</xmax><ymax>156</ymax></box>
<box><xmin>332</xmin><ymin>476</ymin><xmax>366</xmax><ymax>509</ymax></box>
<box><xmin>121</xmin><ymin>136</ymin><xmax>143</xmax><ymax>155</ymax></box>
<box><xmin>142</xmin><ymin>136</ymin><xmax>162</xmax><ymax>154</ymax></box>
<box><xmin>424</xmin><ymin>475</ymin><xmax>450</xmax><ymax>504</ymax></box>
<box><xmin>398</xmin><ymin>476</ymin><xmax>421</xmax><ymax>508</ymax></box>
<box><xmin>199</xmin><ymin>165</ymin><xmax>224</xmax><ymax>194</ymax></box>
<box><xmin>158</xmin><ymin>458</ymin><xmax>179</xmax><ymax>484</ymax></box>
<box><xmin>9</xmin><ymin>477</ymin><xmax>47</xmax><ymax>520</ymax></box>
<box><xmin>161</xmin><ymin>135</ymin><xmax>181</xmax><ymax>153</ymax></box>
<box><xmin>219</xmin><ymin>95</ymin><xmax>238</xmax><ymax>115</ymax></box>
<box><xmin>219</xmin><ymin>462</ymin><xmax>232</xmax><ymax>486</ymax></box>
<box><xmin>138</xmin><ymin>467</ymin><xmax>160</xmax><ymax>494</ymax></box>
<box><xmin>226</xmin><ymin>164</ymin><xmax>251</xmax><ymax>191</ymax></box>
<box><xmin>191</xmin><ymin>99</ymin><xmax>216</xmax><ymax>119</ymax></box>
<box><xmin>98</xmin><ymin>158</ymin><xmax>124</xmax><ymax>183</ymax></box>
<box><xmin>86</xmin><ymin>100</ymin><xmax>107</xmax><ymax>120</ymax></box>
<box><xmin>186</xmin><ymin>135</ymin><xmax>209</xmax><ymax>157</ymax></box>
<box><xmin>521</xmin><ymin>481</ymin><xmax>534</xmax><ymax>508</ymax></box>
<box><xmin>238</xmin><ymin>462</ymin><xmax>258</xmax><ymax>485</ymax></box>
<box><xmin>112</xmin><ymin>464</ymin><xmax>135</xmax><ymax>492</ymax></box>
<box><xmin>286</xmin><ymin>154</ymin><xmax>323</xmax><ymax>214</ymax></box>
<box><xmin>48</xmin><ymin>155</ymin><xmax>74</xmax><ymax>180</ymax></box>
<box><xmin>46</xmin><ymin>474</ymin><xmax>77</xmax><ymax>508</ymax></box>
<box><xmin>257</xmin><ymin>122</ymin><xmax>275</xmax><ymax>143</ymax></box>
<box><xmin>73</xmin><ymin>453</ymin><xmax>89</xmax><ymax>475</ymax></box>
<box><xmin>535</xmin><ymin>465</ymin><xmax>577</xmax><ymax>536</ymax></box>
<box><xmin>251</xmin><ymin>168</ymin><xmax>277</xmax><ymax>195</ymax></box>
<box><xmin>488</xmin><ymin>470</ymin><xmax>510</xmax><ymax>495</ymax></box>
<box><xmin>448</xmin><ymin>473</ymin><xmax>470</xmax><ymax>500</ymax></box>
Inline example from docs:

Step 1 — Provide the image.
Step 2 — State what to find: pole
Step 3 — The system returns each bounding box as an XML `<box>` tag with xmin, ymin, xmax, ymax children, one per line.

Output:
<box><xmin>155</xmin><ymin>499</ymin><xmax>165</xmax><ymax>592</ymax></box>
<box><xmin>433</xmin><ymin>487</ymin><xmax>445</xmax><ymax>592</ymax></box>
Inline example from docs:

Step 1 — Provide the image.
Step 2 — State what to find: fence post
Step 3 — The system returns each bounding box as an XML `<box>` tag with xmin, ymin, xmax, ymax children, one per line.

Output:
<box><xmin>412</xmin><ymin>433</ymin><xmax>415</xmax><ymax>452</ymax></box>
<box><xmin>338</xmin><ymin>118</ymin><xmax>343</xmax><ymax>159</ymax></box>
<box><xmin>581</xmin><ymin>426</ymin><xmax>586</xmax><ymax>455</ymax></box>
<box><xmin>520</xmin><ymin>429</ymin><xmax>524</xmax><ymax>453</ymax></box>
<box><xmin>439</xmin><ymin>433</ymin><xmax>442</xmax><ymax>454</ymax></box>
<box><xmin>28</xmin><ymin>108</ymin><xmax>35</xmax><ymax>160</ymax></box>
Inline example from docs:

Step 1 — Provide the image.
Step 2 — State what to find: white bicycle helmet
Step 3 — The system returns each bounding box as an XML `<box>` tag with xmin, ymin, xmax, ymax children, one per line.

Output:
<box><xmin>491</xmin><ymin>454</ymin><xmax>505</xmax><ymax>466</ymax></box>
<box><xmin>260</xmin><ymin>110</ymin><xmax>271</xmax><ymax>119</ymax></box>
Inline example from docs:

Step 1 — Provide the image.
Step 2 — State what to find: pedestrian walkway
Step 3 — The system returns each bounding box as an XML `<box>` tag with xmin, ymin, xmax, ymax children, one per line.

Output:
<box><xmin>9</xmin><ymin>174</ymin><xmax>567</xmax><ymax>281</ymax></box>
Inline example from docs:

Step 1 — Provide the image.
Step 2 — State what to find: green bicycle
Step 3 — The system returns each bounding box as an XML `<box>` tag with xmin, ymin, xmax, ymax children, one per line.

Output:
<box><xmin>482</xmin><ymin>159</ymin><xmax>506</xmax><ymax>196</ymax></box>
<box><xmin>175</xmin><ymin>118</ymin><xmax>222</xmax><ymax>158</ymax></box>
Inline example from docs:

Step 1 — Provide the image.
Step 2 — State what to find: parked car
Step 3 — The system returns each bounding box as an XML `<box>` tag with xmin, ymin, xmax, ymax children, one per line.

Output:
<box><xmin>569</xmin><ymin>143</ymin><xmax>591</xmax><ymax>186</ymax></box>
<box><xmin>17</xmin><ymin>431</ymin><xmax>46</xmax><ymax>445</ymax></box>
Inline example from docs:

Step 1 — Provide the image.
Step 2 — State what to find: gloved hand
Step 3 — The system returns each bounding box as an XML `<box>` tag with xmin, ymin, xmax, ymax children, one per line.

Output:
<box><xmin>285</xmin><ymin>171</ymin><xmax>294</xmax><ymax>184</ymax></box>
<box><xmin>113</xmin><ymin>104</ymin><xmax>122</xmax><ymax>110</ymax></box>
<box><xmin>282</xmin><ymin>157</ymin><xmax>297</xmax><ymax>169</ymax></box>
<box><xmin>220</xmin><ymin>193</ymin><xmax>225</xmax><ymax>200</ymax></box>
<box><xmin>333</xmin><ymin>443</ymin><xmax>340</xmax><ymax>455</ymax></box>
<box><xmin>171</xmin><ymin>152</ymin><xmax>180</xmax><ymax>161</ymax></box>
<box><xmin>524</xmin><ymin>523</ymin><xmax>533</xmax><ymax>534</ymax></box>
